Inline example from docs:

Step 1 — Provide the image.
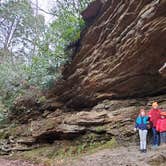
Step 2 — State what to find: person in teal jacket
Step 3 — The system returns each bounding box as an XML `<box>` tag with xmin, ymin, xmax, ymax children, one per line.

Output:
<box><xmin>134</xmin><ymin>109</ymin><xmax>149</xmax><ymax>153</ymax></box>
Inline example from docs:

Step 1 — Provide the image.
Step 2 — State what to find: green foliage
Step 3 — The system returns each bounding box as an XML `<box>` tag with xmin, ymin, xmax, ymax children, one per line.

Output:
<box><xmin>94</xmin><ymin>126</ymin><xmax>106</xmax><ymax>133</ymax></box>
<box><xmin>38</xmin><ymin>0</ymin><xmax>92</xmax><ymax>63</ymax></box>
<box><xmin>0</xmin><ymin>0</ymin><xmax>92</xmax><ymax>119</ymax></box>
<box><xmin>13</xmin><ymin>137</ymin><xmax>118</xmax><ymax>164</ymax></box>
<box><xmin>0</xmin><ymin>99</ymin><xmax>8</xmax><ymax>125</ymax></box>
<box><xmin>23</xmin><ymin>55</ymin><xmax>62</xmax><ymax>89</ymax></box>
<box><xmin>0</xmin><ymin>0</ymin><xmax>45</xmax><ymax>58</ymax></box>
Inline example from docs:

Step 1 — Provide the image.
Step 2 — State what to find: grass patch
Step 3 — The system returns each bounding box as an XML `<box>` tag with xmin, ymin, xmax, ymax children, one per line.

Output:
<box><xmin>94</xmin><ymin>126</ymin><xmax>106</xmax><ymax>133</ymax></box>
<box><xmin>11</xmin><ymin>137</ymin><xmax>118</xmax><ymax>165</ymax></box>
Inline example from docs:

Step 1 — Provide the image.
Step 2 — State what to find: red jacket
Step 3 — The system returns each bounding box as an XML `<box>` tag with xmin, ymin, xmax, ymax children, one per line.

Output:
<box><xmin>148</xmin><ymin>109</ymin><xmax>161</xmax><ymax>127</ymax></box>
<box><xmin>156</xmin><ymin>118</ymin><xmax>166</xmax><ymax>132</ymax></box>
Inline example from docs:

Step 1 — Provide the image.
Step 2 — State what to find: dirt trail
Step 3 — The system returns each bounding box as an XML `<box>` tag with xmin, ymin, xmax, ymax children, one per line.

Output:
<box><xmin>66</xmin><ymin>145</ymin><xmax>166</xmax><ymax>166</ymax></box>
<box><xmin>0</xmin><ymin>158</ymin><xmax>44</xmax><ymax>166</ymax></box>
<box><xmin>0</xmin><ymin>145</ymin><xmax>166</xmax><ymax>166</ymax></box>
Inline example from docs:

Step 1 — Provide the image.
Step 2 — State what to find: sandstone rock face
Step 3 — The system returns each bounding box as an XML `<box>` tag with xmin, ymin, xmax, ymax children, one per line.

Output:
<box><xmin>81</xmin><ymin>0</ymin><xmax>103</xmax><ymax>24</ymax></box>
<box><xmin>2</xmin><ymin>0</ymin><xmax>166</xmax><ymax>155</ymax></box>
<box><xmin>54</xmin><ymin>0</ymin><xmax>166</xmax><ymax>108</ymax></box>
<box><xmin>159</xmin><ymin>63</ymin><xmax>166</xmax><ymax>77</ymax></box>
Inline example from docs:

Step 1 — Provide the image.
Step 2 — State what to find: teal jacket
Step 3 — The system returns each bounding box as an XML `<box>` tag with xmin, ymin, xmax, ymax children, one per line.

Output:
<box><xmin>135</xmin><ymin>116</ymin><xmax>149</xmax><ymax>130</ymax></box>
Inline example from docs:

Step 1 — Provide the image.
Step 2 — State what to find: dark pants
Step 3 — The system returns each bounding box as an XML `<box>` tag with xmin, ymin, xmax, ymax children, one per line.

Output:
<box><xmin>160</xmin><ymin>132</ymin><xmax>166</xmax><ymax>144</ymax></box>
<box><xmin>152</xmin><ymin>127</ymin><xmax>160</xmax><ymax>146</ymax></box>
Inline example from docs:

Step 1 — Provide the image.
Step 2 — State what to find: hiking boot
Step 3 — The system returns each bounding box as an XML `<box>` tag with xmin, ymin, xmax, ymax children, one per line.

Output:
<box><xmin>143</xmin><ymin>149</ymin><xmax>147</xmax><ymax>153</ymax></box>
<box><xmin>140</xmin><ymin>149</ymin><xmax>144</xmax><ymax>153</ymax></box>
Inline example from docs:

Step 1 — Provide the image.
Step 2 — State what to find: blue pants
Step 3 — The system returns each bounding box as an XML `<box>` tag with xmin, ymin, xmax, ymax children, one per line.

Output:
<box><xmin>160</xmin><ymin>132</ymin><xmax>166</xmax><ymax>144</ymax></box>
<box><xmin>152</xmin><ymin>127</ymin><xmax>160</xmax><ymax>146</ymax></box>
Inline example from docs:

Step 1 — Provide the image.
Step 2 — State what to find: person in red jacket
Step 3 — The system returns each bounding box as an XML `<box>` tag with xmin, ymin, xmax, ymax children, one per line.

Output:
<box><xmin>156</xmin><ymin>112</ymin><xmax>166</xmax><ymax>146</ymax></box>
<box><xmin>148</xmin><ymin>102</ymin><xmax>161</xmax><ymax>148</ymax></box>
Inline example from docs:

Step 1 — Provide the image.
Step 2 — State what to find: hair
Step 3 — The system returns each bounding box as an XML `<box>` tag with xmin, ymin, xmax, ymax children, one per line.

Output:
<box><xmin>152</xmin><ymin>101</ymin><xmax>158</xmax><ymax>107</ymax></box>
<box><xmin>139</xmin><ymin>108</ymin><xmax>146</xmax><ymax>116</ymax></box>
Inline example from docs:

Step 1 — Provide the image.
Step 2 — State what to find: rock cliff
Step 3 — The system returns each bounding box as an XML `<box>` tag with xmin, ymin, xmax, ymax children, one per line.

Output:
<box><xmin>54</xmin><ymin>0</ymin><xmax>166</xmax><ymax>108</ymax></box>
<box><xmin>1</xmin><ymin>0</ymin><xmax>166</xmax><ymax>154</ymax></box>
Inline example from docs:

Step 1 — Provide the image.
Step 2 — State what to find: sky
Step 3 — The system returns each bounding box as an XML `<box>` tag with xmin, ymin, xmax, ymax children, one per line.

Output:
<box><xmin>31</xmin><ymin>0</ymin><xmax>55</xmax><ymax>23</ymax></box>
<box><xmin>1</xmin><ymin>0</ymin><xmax>54</xmax><ymax>23</ymax></box>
